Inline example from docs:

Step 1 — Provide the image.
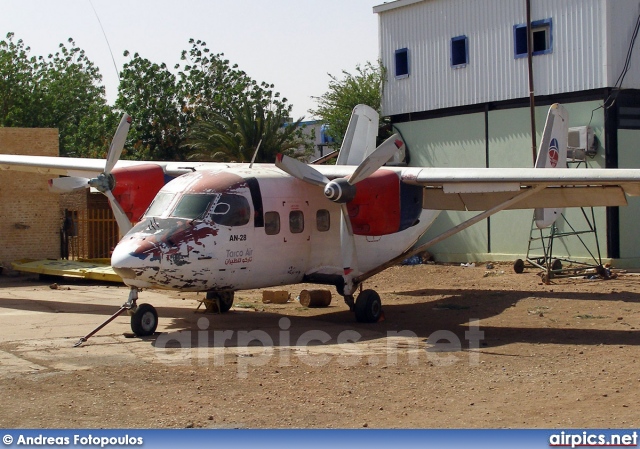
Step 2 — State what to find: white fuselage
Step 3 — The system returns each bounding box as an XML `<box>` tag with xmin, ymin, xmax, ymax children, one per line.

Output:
<box><xmin>111</xmin><ymin>166</ymin><xmax>439</xmax><ymax>292</ymax></box>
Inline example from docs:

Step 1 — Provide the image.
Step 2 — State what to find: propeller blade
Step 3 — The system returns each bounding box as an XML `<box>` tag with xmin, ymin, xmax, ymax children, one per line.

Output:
<box><xmin>48</xmin><ymin>176</ymin><xmax>90</xmax><ymax>193</ymax></box>
<box><xmin>275</xmin><ymin>153</ymin><xmax>329</xmax><ymax>187</ymax></box>
<box><xmin>105</xmin><ymin>113</ymin><xmax>132</xmax><ymax>175</ymax></box>
<box><xmin>348</xmin><ymin>133</ymin><xmax>404</xmax><ymax>185</ymax></box>
<box><xmin>105</xmin><ymin>189</ymin><xmax>133</xmax><ymax>238</ymax></box>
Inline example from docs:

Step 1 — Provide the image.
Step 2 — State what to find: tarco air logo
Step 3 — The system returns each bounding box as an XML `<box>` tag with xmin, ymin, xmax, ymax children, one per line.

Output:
<box><xmin>548</xmin><ymin>138</ymin><xmax>559</xmax><ymax>168</ymax></box>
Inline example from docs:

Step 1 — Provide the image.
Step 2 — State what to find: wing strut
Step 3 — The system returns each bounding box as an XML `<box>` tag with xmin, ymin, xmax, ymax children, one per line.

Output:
<box><xmin>354</xmin><ymin>184</ymin><xmax>546</xmax><ymax>285</ymax></box>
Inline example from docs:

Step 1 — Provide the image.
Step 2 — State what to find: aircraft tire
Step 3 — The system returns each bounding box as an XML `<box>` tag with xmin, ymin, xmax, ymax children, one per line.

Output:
<box><xmin>130</xmin><ymin>303</ymin><xmax>158</xmax><ymax>336</ymax></box>
<box><xmin>206</xmin><ymin>291</ymin><xmax>234</xmax><ymax>313</ymax></box>
<box><xmin>354</xmin><ymin>289</ymin><xmax>382</xmax><ymax>323</ymax></box>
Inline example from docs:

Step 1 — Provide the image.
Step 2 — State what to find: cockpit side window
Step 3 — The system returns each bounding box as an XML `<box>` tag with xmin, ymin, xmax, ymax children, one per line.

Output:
<box><xmin>145</xmin><ymin>192</ymin><xmax>176</xmax><ymax>218</ymax></box>
<box><xmin>211</xmin><ymin>193</ymin><xmax>251</xmax><ymax>227</ymax></box>
<box><xmin>171</xmin><ymin>194</ymin><xmax>217</xmax><ymax>219</ymax></box>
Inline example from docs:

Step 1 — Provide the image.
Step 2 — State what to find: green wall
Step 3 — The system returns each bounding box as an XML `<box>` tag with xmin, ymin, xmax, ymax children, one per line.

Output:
<box><xmin>396</xmin><ymin>101</ymin><xmax>614</xmax><ymax>265</ymax></box>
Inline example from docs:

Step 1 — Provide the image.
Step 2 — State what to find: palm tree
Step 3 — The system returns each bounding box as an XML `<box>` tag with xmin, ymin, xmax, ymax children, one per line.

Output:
<box><xmin>185</xmin><ymin>102</ymin><xmax>311</xmax><ymax>163</ymax></box>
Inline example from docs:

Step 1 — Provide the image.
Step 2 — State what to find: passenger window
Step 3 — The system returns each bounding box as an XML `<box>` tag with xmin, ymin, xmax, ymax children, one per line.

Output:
<box><xmin>316</xmin><ymin>209</ymin><xmax>330</xmax><ymax>232</ymax></box>
<box><xmin>265</xmin><ymin>211</ymin><xmax>280</xmax><ymax>235</ymax></box>
<box><xmin>289</xmin><ymin>210</ymin><xmax>304</xmax><ymax>234</ymax></box>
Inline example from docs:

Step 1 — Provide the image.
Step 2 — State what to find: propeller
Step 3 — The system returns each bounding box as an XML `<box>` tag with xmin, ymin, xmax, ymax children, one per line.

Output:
<box><xmin>49</xmin><ymin>113</ymin><xmax>133</xmax><ymax>237</ymax></box>
<box><xmin>276</xmin><ymin>133</ymin><xmax>404</xmax><ymax>295</ymax></box>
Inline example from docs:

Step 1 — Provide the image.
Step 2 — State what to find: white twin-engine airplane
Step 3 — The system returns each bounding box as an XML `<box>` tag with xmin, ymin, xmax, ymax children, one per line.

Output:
<box><xmin>2</xmin><ymin>104</ymin><xmax>640</xmax><ymax>344</ymax></box>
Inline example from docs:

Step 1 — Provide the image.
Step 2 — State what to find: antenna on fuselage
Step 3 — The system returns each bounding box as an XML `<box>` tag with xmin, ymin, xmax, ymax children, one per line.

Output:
<box><xmin>249</xmin><ymin>139</ymin><xmax>262</xmax><ymax>169</ymax></box>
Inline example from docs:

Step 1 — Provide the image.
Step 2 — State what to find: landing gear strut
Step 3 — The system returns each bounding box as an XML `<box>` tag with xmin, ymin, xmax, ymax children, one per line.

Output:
<box><xmin>74</xmin><ymin>287</ymin><xmax>158</xmax><ymax>347</ymax></box>
<box><xmin>342</xmin><ymin>287</ymin><xmax>383</xmax><ymax>323</ymax></box>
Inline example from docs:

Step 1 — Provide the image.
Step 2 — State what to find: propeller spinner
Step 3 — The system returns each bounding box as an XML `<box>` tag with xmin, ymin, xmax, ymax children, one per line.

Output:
<box><xmin>276</xmin><ymin>133</ymin><xmax>404</xmax><ymax>296</ymax></box>
<box><xmin>49</xmin><ymin>113</ymin><xmax>133</xmax><ymax>237</ymax></box>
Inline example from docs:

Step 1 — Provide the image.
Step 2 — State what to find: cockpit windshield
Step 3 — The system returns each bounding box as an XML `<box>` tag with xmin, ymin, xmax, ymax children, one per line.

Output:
<box><xmin>169</xmin><ymin>193</ymin><xmax>251</xmax><ymax>226</ymax></box>
<box><xmin>171</xmin><ymin>194</ymin><xmax>216</xmax><ymax>219</ymax></box>
<box><xmin>144</xmin><ymin>192</ymin><xmax>176</xmax><ymax>218</ymax></box>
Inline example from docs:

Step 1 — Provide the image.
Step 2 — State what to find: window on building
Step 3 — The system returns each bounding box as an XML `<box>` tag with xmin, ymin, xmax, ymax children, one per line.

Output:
<box><xmin>289</xmin><ymin>210</ymin><xmax>304</xmax><ymax>234</ymax></box>
<box><xmin>451</xmin><ymin>35</ymin><xmax>468</xmax><ymax>68</ymax></box>
<box><xmin>316</xmin><ymin>209</ymin><xmax>330</xmax><ymax>232</ymax></box>
<box><xmin>395</xmin><ymin>48</ymin><xmax>409</xmax><ymax>78</ymax></box>
<box><xmin>265</xmin><ymin>211</ymin><xmax>280</xmax><ymax>235</ymax></box>
<box><xmin>514</xmin><ymin>18</ymin><xmax>552</xmax><ymax>58</ymax></box>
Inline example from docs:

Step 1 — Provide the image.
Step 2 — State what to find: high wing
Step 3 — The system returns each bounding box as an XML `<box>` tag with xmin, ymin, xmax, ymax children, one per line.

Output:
<box><xmin>0</xmin><ymin>155</ymin><xmax>232</xmax><ymax>178</ymax></box>
<box><xmin>309</xmin><ymin>163</ymin><xmax>640</xmax><ymax>209</ymax></box>
<box><xmin>398</xmin><ymin>166</ymin><xmax>640</xmax><ymax>211</ymax></box>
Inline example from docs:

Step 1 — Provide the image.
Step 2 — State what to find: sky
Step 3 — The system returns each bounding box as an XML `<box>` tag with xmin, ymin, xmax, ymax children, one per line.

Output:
<box><xmin>0</xmin><ymin>0</ymin><xmax>382</xmax><ymax>120</ymax></box>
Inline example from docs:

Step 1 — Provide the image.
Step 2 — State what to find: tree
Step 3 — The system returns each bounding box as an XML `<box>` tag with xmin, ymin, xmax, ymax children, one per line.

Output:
<box><xmin>115</xmin><ymin>52</ymin><xmax>182</xmax><ymax>160</ymax></box>
<box><xmin>0</xmin><ymin>33</ymin><xmax>114</xmax><ymax>157</ymax></box>
<box><xmin>186</xmin><ymin>101</ymin><xmax>309</xmax><ymax>163</ymax></box>
<box><xmin>309</xmin><ymin>61</ymin><xmax>386</xmax><ymax>147</ymax></box>
<box><xmin>116</xmin><ymin>39</ymin><xmax>311</xmax><ymax>162</ymax></box>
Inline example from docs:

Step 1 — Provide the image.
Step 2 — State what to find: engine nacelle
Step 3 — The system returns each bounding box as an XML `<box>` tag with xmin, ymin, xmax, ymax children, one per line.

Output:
<box><xmin>111</xmin><ymin>164</ymin><xmax>167</xmax><ymax>223</ymax></box>
<box><xmin>347</xmin><ymin>170</ymin><xmax>423</xmax><ymax>236</ymax></box>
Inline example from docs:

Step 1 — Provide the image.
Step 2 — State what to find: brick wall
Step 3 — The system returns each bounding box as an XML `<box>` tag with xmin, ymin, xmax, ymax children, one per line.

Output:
<box><xmin>0</xmin><ymin>128</ymin><xmax>60</xmax><ymax>270</ymax></box>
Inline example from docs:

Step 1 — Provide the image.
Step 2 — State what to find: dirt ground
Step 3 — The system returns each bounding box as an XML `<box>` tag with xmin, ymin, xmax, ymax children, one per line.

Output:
<box><xmin>0</xmin><ymin>262</ymin><xmax>639</xmax><ymax>429</ymax></box>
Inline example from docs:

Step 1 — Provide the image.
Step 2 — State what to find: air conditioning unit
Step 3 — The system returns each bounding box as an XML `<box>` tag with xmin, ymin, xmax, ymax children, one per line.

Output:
<box><xmin>567</xmin><ymin>126</ymin><xmax>597</xmax><ymax>160</ymax></box>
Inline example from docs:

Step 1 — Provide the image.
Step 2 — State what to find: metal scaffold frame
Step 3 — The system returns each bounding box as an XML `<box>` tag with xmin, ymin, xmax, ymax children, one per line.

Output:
<box><xmin>514</xmin><ymin>145</ymin><xmax>607</xmax><ymax>283</ymax></box>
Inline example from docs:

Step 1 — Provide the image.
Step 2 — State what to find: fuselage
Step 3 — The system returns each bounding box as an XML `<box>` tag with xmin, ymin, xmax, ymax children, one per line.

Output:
<box><xmin>111</xmin><ymin>166</ymin><xmax>440</xmax><ymax>292</ymax></box>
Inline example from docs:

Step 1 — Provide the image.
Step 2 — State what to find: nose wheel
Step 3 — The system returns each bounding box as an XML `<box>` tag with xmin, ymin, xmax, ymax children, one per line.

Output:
<box><xmin>129</xmin><ymin>303</ymin><xmax>158</xmax><ymax>336</ymax></box>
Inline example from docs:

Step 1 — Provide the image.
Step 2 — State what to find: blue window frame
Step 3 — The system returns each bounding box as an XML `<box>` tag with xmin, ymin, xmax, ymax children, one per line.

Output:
<box><xmin>451</xmin><ymin>35</ymin><xmax>468</xmax><ymax>68</ymax></box>
<box><xmin>395</xmin><ymin>48</ymin><xmax>409</xmax><ymax>78</ymax></box>
<box><xmin>513</xmin><ymin>18</ymin><xmax>553</xmax><ymax>58</ymax></box>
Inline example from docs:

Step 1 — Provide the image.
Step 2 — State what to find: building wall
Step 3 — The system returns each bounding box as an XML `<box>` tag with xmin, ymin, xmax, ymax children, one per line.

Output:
<box><xmin>0</xmin><ymin>128</ymin><xmax>60</xmax><ymax>270</ymax></box>
<box><xmin>394</xmin><ymin>99</ymin><xmax>613</xmax><ymax>263</ymax></box>
<box><xmin>376</xmin><ymin>0</ymin><xmax>640</xmax><ymax>117</ymax></box>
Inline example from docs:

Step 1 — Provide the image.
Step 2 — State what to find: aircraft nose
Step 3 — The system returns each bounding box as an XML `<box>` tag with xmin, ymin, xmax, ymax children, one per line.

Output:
<box><xmin>111</xmin><ymin>237</ymin><xmax>162</xmax><ymax>287</ymax></box>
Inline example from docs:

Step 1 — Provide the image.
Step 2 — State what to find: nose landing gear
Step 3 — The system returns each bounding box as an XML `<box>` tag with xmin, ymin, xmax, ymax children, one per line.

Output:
<box><xmin>74</xmin><ymin>287</ymin><xmax>158</xmax><ymax>347</ymax></box>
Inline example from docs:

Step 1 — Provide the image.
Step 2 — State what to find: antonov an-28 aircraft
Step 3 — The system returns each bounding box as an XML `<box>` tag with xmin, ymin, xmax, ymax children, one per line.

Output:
<box><xmin>2</xmin><ymin>104</ymin><xmax>640</xmax><ymax>342</ymax></box>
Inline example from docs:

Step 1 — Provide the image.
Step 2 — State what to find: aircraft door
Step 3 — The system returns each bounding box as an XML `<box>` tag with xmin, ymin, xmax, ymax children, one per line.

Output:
<box><xmin>259</xmin><ymin>198</ymin><xmax>312</xmax><ymax>285</ymax></box>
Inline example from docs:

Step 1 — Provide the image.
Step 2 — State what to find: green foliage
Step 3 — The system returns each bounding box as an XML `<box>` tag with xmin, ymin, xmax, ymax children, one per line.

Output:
<box><xmin>1</xmin><ymin>34</ymin><xmax>314</xmax><ymax>162</ymax></box>
<box><xmin>309</xmin><ymin>61</ymin><xmax>386</xmax><ymax>147</ymax></box>
<box><xmin>186</xmin><ymin>101</ymin><xmax>310</xmax><ymax>163</ymax></box>
<box><xmin>0</xmin><ymin>33</ymin><xmax>114</xmax><ymax>157</ymax></box>
<box><xmin>115</xmin><ymin>52</ymin><xmax>182</xmax><ymax>160</ymax></box>
<box><xmin>117</xmin><ymin>39</ymin><xmax>313</xmax><ymax>162</ymax></box>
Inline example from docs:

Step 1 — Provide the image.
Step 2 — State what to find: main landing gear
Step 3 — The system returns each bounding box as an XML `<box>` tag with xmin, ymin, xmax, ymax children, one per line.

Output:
<box><xmin>343</xmin><ymin>288</ymin><xmax>383</xmax><ymax>323</ymax></box>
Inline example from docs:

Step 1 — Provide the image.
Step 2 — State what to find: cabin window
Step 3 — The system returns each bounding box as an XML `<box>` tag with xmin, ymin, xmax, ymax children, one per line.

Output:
<box><xmin>395</xmin><ymin>48</ymin><xmax>409</xmax><ymax>78</ymax></box>
<box><xmin>514</xmin><ymin>19</ymin><xmax>552</xmax><ymax>58</ymax></box>
<box><xmin>316</xmin><ymin>209</ymin><xmax>330</xmax><ymax>232</ymax></box>
<box><xmin>451</xmin><ymin>35</ymin><xmax>468</xmax><ymax>68</ymax></box>
<box><xmin>265</xmin><ymin>211</ymin><xmax>280</xmax><ymax>235</ymax></box>
<box><xmin>145</xmin><ymin>192</ymin><xmax>175</xmax><ymax>218</ymax></box>
<box><xmin>289</xmin><ymin>210</ymin><xmax>304</xmax><ymax>234</ymax></box>
<box><xmin>210</xmin><ymin>194</ymin><xmax>251</xmax><ymax>227</ymax></box>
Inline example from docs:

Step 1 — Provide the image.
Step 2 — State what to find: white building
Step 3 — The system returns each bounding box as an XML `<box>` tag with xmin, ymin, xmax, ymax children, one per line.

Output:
<box><xmin>374</xmin><ymin>0</ymin><xmax>640</xmax><ymax>266</ymax></box>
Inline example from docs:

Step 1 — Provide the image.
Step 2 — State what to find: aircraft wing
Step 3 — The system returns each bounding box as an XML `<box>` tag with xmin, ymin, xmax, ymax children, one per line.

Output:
<box><xmin>398</xmin><ymin>167</ymin><xmax>640</xmax><ymax>211</ymax></box>
<box><xmin>0</xmin><ymin>154</ymin><xmax>232</xmax><ymax>178</ymax></box>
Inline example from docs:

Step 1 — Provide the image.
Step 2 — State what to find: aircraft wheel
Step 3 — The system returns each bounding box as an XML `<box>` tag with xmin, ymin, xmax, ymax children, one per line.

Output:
<box><xmin>130</xmin><ymin>303</ymin><xmax>158</xmax><ymax>336</ymax></box>
<box><xmin>206</xmin><ymin>291</ymin><xmax>234</xmax><ymax>313</ymax></box>
<box><xmin>551</xmin><ymin>259</ymin><xmax>563</xmax><ymax>271</ymax></box>
<box><xmin>513</xmin><ymin>259</ymin><xmax>525</xmax><ymax>274</ymax></box>
<box><xmin>354</xmin><ymin>289</ymin><xmax>382</xmax><ymax>323</ymax></box>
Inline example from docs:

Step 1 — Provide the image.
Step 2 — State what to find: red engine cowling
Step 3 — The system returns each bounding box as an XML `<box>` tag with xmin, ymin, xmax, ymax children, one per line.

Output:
<box><xmin>111</xmin><ymin>164</ymin><xmax>166</xmax><ymax>223</ymax></box>
<box><xmin>347</xmin><ymin>170</ymin><xmax>401</xmax><ymax>236</ymax></box>
<box><xmin>346</xmin><ymin>169</ymin><xmax>423</xmax><ymax>236</ymax></box>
